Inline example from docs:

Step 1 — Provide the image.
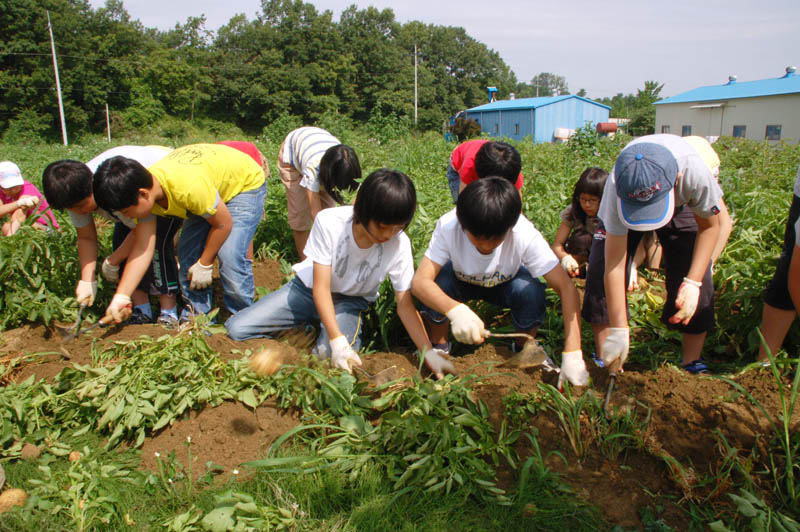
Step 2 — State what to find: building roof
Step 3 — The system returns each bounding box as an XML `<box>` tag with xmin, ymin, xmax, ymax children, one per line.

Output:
<box><xmin>467</xmin><ymin>94</ymin><xmax>610</xmax><ymax>112</ymax></box>
<box><xmin>655</xmin><ymin>70</ymin><xmax>800</xmax><ymax>105</ymax></box>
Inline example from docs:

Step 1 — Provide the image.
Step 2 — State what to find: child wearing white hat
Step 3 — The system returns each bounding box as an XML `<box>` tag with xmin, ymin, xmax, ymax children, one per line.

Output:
<box><xmin>0</xmin><ymin>161</ymin><xmax>58</xmax><ymax>236</ymax></box>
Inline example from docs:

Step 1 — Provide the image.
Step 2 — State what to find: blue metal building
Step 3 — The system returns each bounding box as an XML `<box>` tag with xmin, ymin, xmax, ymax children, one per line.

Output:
<box><xmin>464</xmin><ymin>95</ymin><xmax>610</xmax><ymax>143</ymax></box>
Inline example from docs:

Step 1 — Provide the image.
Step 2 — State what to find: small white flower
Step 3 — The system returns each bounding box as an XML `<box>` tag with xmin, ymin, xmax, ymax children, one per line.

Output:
<box><xmin>232</xmin><ymin>469</ymin><xmax>239</xmax><ymax>475</ymax></box>
<box><xmin>186</xmin><ymin>436</ymin><xmax>192</xmax><ymax>443</ymax></box>
<box><xmin>154</xmin><ymin>452</ymin><xmax>161</xmax><ymax>458</ymax></box>
<box><xmin>168</xmin><ymin>478</ymin><xmax>174</xmax><ymax>484</ymax></box>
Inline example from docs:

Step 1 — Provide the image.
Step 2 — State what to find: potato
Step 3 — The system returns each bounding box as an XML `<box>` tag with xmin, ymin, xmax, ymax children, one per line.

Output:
<box><xmin>20</xmin><ymin>443</ymin><xmax>41</xmax><ymax>460</ymax></box>
<box><xmin>248</xmin><ymin>346</ymin><xmax>283</xmax><ymax>376</ymax></box>
<box><xmin>0</xmin><ymin>488</ymin><xmax>27</xmax><ymax>513</ymax></box>
<box><xmin>68</xmin><ymin>451</ymin><xmax>82</xmax><ymax>462</ymax></box>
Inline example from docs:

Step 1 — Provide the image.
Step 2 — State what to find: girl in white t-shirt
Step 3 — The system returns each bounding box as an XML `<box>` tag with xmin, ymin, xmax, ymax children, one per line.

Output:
<box><xmin>226</xmin><ymin>169</ymin><xmax>455</xmax><ymax>379</ymax></box>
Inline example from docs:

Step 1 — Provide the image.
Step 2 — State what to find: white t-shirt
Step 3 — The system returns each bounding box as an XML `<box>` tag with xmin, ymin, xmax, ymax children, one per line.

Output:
<box><xmin>280</xmin><ymin>127</ymin><xmax>340</xmax><ymax>193</ymax></box>
<box><xmin>599</xmin><ymin>134</ymin><xmax>724</xmax><ymax>235</ymax></box>
<box><xmin>292</xmin><ymin>206</ymin><xmax>414</xmax><ymax>301</ymax></box>
<box><xmin>795</xmin><ymin>216</ymin><xmax>800</xmax><ymax>247</ymax></box>
<box><xmin>424</xmin><ymin>209</ymin><xmax>558</xmax><ymax>287</ymax></box>
<box><xmin>69</xmin><ymin>145</ymin><xmax>172</xmax><ymax>229</ymax></box>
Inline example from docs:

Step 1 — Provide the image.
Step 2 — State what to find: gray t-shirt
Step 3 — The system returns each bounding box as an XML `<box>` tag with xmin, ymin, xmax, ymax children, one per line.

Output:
<box><xmin>68</xmin><ymin>145</ymin><xmax>171</xmax><ymax>229</ymax></box>
<box><xmin>794</xmin><ymin>165</ymin><xmax>800</xmax><ymax>198</ymax></box>
<box><xmin>598</xmin><ymin>134</ymin><xmax>723</xmax><ymax>235</ymax></box>
<box><xmin>560</xmin><ymin>204</ymin><xmax>600</xmax><ymax>235</ymax></box>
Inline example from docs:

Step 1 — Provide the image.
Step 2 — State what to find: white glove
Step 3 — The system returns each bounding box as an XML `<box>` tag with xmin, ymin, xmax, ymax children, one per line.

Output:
<box><xmin>670</xmin><ymin>277</ymin><xmax>701</xmax><ymax>325</ymax></box>
<box><xmin>422</xmin><ymin>348</ymin><xmax>456</xmax><ymax>380</ymax></box>
<box><xmin>330</xmin><ymin>335</ymin><xmax>362</xmax><ymax>373</ymax></box>
<box><xmin>601</xmin><ymin>327</ymin><xmax>630</xmax><ymax>369</ymax></box>
<box><xmin>560</xmin><ymin>254</ymin><xmax>579</xmax><ymax>276</ymax></box>
<box><xmin>445</xmin><ymin>303</ymin><xmax>486</xmax><ymax>344</ymax></box>
<box><xmin>75</xmin><ymin>280</ymin><xmax>97</xmax><ymax>306</ymax></box>
<box><xmin>101</xmin><ymin>258</ymin><xmax>120</xmax><ymax>284</ymax></box>
<box><xmin>557</xmin><ymin>350</ymin><xmax>589</xmax><ymax>388</ymax></box>
<box><xmin>627</xmin><ymin>267</ymin><xmax>639</xmax><ymax>291</ymax></box>
<box><xmin>16</xmin><ymin>195</ymin><xmax>39</xmax><ymax>209</ymax></box>
<box><xmin>188</xmin><ymin>260</ymin><xmax>214</xmax><ymax>290</ymax></box>
<box><xmin>106</xmin><ymin>293</ymin><xmax>132</xmax><ymax>323</ymax></box>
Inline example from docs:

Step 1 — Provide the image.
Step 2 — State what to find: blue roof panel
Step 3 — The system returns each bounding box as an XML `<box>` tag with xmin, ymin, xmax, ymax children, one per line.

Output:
<box><xmin>467</xmin><ymin>94</ymin><xmax>610</xmax><ymax>112</ymax></box>
<box><xmin>655</xmin><ymin>73</ymin><xmax>800</xmax><ymax>105</ymax></box>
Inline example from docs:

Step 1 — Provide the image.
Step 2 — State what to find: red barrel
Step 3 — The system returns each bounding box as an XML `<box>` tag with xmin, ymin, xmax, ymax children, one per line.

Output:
<box><xmin>596</xmin><ymin>122</ymin><xmax>618</xmax><ymax>133</ymax></box>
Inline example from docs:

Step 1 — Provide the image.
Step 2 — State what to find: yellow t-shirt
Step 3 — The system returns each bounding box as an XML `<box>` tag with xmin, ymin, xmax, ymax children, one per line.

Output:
<box><xmin>147</xmin><ymin>144</ymin><xmax>265</xmax><ymax>219</ymax></box>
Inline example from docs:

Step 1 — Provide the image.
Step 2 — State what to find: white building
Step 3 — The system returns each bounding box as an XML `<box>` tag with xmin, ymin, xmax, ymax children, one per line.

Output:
<box><xmin>654</xmin><ymin>67</ymin><xmax>800</xmax><ymax>143</ymax></box>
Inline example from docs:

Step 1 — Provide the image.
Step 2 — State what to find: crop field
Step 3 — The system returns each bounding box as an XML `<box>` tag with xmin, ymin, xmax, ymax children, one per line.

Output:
<box><xmin>0</xmin><ymin>125</ymin><xmax>799</xmax><ymax>531</ymax></box>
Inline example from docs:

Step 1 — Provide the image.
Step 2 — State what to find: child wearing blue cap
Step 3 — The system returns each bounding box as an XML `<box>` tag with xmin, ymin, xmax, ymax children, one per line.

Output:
<box><xmin>583</xmin><ymin>134</ymin><xmax>726</xmax><ymax>374</ymax></box>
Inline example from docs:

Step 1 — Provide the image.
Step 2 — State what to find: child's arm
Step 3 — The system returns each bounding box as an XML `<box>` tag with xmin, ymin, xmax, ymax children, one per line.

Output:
<box><xmin>104</xmin><ymin>218</ymin><xmax>156</xmax><ymax>322</ymax></box>
<box><xmin>668</xmin><ymin>212</ymin><xmax>720</xmax><ymax>325</ymax></box>
<box><xmin>551</xmin><ymin>221</ymin><xmax>572</xmax><ymax>259</ymax></box>
<box><xmin>396</xmin><ymin>288</ymin><xmax>456</xmax><ymax>379</ymax></box>
<box><xmin>106</xmin><ymin>230</ymin><xmax>135</xmax><ymax>266</ymax></box>
<box><xmin>306</xmin><ymin>189</ymin><xmax>323</xmax><ymax>220</ymax></box>
<box><xmin>542</xmin><ymin>265</ymin><xmax>582</xmax><ymax>352</ymax></box>
<box><xmin>312</xmin><ymin>261</ymin><xmax>361</xmax><ymax>372</ymax></box>
<box><xmin>789</xmin><ymin>242</ymin><xmax>800</xmax><ymax>315</ymax></box>
<box><xmin>602</xmin><ymin>232</ymin><xmax>631</xmax><ymax>369</ymax></box>
<box><xmin>710</xmin><ymin>198</ymin><xmax>733</xmax><ymax>266</ymax></box>
<box><xmin>75</xmin><ymin>220</ymin><xmax>99</xmax><ymax>283</ymax></box>
<box><xmin>0</xmin><ymin>197</ymin><xmax>36</xmax><ymax>218</ymax></box>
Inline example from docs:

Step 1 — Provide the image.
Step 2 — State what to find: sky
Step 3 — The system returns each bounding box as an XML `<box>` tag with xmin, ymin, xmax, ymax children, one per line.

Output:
<box><xmin>88</xmin><ymin>0</ymin><xmax>800</xmax><ymax>100</ymax></box>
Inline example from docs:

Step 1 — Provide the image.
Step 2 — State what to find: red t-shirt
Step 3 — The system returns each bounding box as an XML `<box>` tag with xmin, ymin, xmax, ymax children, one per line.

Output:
<box><xmin>217</xmin><ymin>141</ymin><xmax>263</xmax><ymax>167</ymax></box>
<box><xmin>450</xmin><ymin>139</ymin><xmax>524</xmax><ymax>190</ymax></box>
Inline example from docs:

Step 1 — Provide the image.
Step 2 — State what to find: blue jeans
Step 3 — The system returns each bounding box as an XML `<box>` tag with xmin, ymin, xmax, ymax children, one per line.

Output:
<box><xmin>225</xmin><ymin>277</ymin><xmax>370</xmax><ymax>356</ymax></box>
<box><xmin>178</xmin><ymin>182</ymin><xmax>266</xmax><ymax>316</ymax></box>
<box><xmin>446</xmin><ymin>164</ymin><xmax>460</xmax><ymax>203</ymax></box>
<box><xmin>419</xmin><ymin>261</ymin><xmax>546</xmax><ymax>331</ymax></box>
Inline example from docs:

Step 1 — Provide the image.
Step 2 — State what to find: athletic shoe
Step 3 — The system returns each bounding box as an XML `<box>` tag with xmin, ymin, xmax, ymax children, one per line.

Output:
<box><xmin>591</xmin><ymin>352</ymin><xmax>605</xmax><ymax>368</ymax></box>
<box><xmin>682</xmin><ymin>358</ymin><xmax>710</xmax><ymax>374</ymax></box>
<box><xmin>432</xmin><ymin>341</ymin><xmax>451</xmax><ymax>355</ymax></box>
<box><xmin>128</xmin><ymin>308</ymin><xmax>154</xmax><ymax>324</ymax></box>
<box><xmin>157</xmin><ymin>313</ymin><xmax>179</xmax><ymax>328</ymax></box>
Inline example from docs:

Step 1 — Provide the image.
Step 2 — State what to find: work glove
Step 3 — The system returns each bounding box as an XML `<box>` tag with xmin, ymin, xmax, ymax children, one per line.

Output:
<box><xmin>188</xmin><ymin>260</ymin><xmax>214</xmax><ymax>290</ymax></box>
<box><xmin>106</xmin><ymin>293</ymin><xmax>132</xmax><ymax>323</ymax></box>
<box><xmin>560</xmin><ymin>254</ymin><xmax>580</xmax><ymax>277</ymax></box>
<box><xmin>16</xmin><ymin>195</ymin><xmax>39</xmax><ymax>209</ymax></box>
<box><xmin>330</xmin><ymin>335</ymin><xmax>362</xmax><ymax>374</ymax></box>
<box><xmin>670</xmin><ymin>277</ymin><xmax>701</xmax><ymax>325</ymax></box>
<box><xmin>627</xmin><ymin>267</ymin><xmax>639</xmax><ymax>291</ymax></box>
<box><xmin>557</xmin><ymin>350</ymin><xmax>590</xmax><ymax>389</ymax></box>
<box><xmin>445</xmin><ymin>303</ymin><xmax>486</xmax><ymax>344</ymax></box>
<box><xmin>101</xmin><ymin>258</ymin><xmax>120</xmax><ymax>284</ymax></box>
<box><xmin>75</xmin><ymin>280</ymin><xmax>97</xmax><ymax>307</ymax></box>
<box><xmin>601</xmin><ymin>327</ymin><xmax>630</xmax><ymax>369</ymax></box>
<box><xmin>421</xmin><ymin>348</ymin><xmax>457</xmax><ymax>380</ymax></box>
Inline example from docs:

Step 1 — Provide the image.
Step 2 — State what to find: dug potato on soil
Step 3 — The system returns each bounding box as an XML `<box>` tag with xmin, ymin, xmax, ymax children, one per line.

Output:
<box><xmin>0</xmin><ymin>488</ymin><xmax>28</xmax><ymax>513</ymax></box>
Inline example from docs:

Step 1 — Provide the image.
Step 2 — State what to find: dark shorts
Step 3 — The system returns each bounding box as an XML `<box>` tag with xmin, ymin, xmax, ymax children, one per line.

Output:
<box><xmin>764</xmin><ymin>194</ymin><xmax>800</xmax><ymax>310</ymax></box>
<box><xmin>419</xmin><ymin>261</ymin><xmax>547</xmax><ymax>331</ymax></box>
<box><xmin>113</xmin><ymin>216</ymin><xmax>182</xmax><ymax>296</ymax></box>
<box><xmin>582</xmin><ymin>206</ymin><xmax>715</xmax><ymax>334</ymax></box>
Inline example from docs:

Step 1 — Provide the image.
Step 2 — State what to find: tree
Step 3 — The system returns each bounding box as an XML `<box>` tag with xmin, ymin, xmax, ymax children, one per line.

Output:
<box><xmin>628</xmin><ymin>80</ymin><xmax>663</xmax><ymax>136</ymax></box>
<box><xmin>529</xmin><ymin>72</ymin><xmax>569</xmax><ymax>97</ymax></box>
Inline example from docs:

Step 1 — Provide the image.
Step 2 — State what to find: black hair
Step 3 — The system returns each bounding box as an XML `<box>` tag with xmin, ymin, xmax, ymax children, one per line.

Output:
<box><xmin>92</xmin><ymin>156</ymin><xmax>154</xmax><ymax>212</ymax></box>
<box><xmin>456</xmin><ymin>176</ymin><xmax>521</xmax><ymax>239</ymax></box>
<box><xmin>319</xmin><ymin>144</ymin><xmax>361</xmax><ymax>204</ymax></box>
<box><xmin>41</xmin><ymin>160</ymin><xmax>93</xmax><ymax>209</ymax></box>
<box><xmin>474</xmin><ymin>141</ymin><xmax>522</xmax><ymax>184</ymax></box>
<box><xmin>570</xmin><ymin>167</ymin><xmax>608</xmax><ymax>225</ymax></box>
<box><xmin>352</xmin><ymin>169</ymin><xmax>416</xmax><ymax>229</ymax></box>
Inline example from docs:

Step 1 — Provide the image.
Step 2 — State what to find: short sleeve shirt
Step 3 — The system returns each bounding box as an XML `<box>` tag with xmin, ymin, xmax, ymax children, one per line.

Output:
<box><xmin>450</xmin><ymin>140</ymin><xmax>524</xmax><ymax>190</ymax></box>
<box><xmin>424</xmin><ymin>209</ymin><xmax>558</xmax><ymax>286</ymax></box>
<box><xmin>280</xmin><ymin>127</ymin><xmax>340</xmax><ymax>193</ymax></box>
<box><xmin>560</xmin><ymin>205</ymin><xmax>600</xmax><ymax>235</ymax></box>
<box><xmin>598</xmin><ymin>134</ymin><xmax>724</xmax><ymax>235</ymax></box>
<box><xmin>292</xmin><ymin>206</ymin><xmax>414</xmax><ymax>301</ymax></box>
<box><xmin>794</xmin><ymin>165</ymin><xmax>800</xmax><ymax>198</ymax></box>
<box><xmin>69</xmin><ymin>145</ymin><xmax>172</xmax><ymax>229</ymax></box>
<box><xmin>0</xmin><ymin>181</ymin><xmax>59</xmax><ymax>229</ymax></box>
<box><xmin>148</xmin><ymin>144</ymin><xmax>265</xmax><ymax>219</ymax></box>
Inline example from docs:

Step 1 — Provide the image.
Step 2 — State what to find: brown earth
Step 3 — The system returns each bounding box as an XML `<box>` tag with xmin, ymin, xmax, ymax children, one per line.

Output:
<box><xmin>2</xmin><ymin>258</ymin><xmax>795</xmax><ymax>530</ymax></box>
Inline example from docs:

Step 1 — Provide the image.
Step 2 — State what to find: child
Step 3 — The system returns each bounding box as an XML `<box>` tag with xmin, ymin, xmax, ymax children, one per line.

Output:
<box><xmin>42</xmin><ymin>146</ymin><xmax>180</xmax><ymax>325</ymax></box>
<box><xmin>552</xmin><ymin>167</ymin><xmax>607</xmax><ymax>278</ymax></box>
<box><xmin>91</xmin><ymin>143</ymin><xmax>266</xmax><ymax>323</ymax></box>
<box><xmin>278</xmin><ymin>127</ymin><xmax>361</xmax><ymax>259</ymax></box>
<box><xmin>226</xmin><ymin>169</ymin><xmax>455</xmax><ymax>379</ymax></box>
<box><xmin>758</xmin><ymin>164</ymin><xmax>800</xmax><ymax>361</ymax></box>
<box><xmin>585</xmin><ymin>134</ymin><xmax>727</xmax><ymax>375</ymax></box>
<box><xmin>0</xmin><ymin>161</ymin><xmax>58</xmax><ymax>235</ymax></box>
<box><xmin>446</xmin><ymin>139</ymin><xmax>523</xmax><ymax>201</ymax></box>
<box><xmin>411</xmin><ymin>177</ymin><xmax>589</xmax><ymax>388</ymax></box>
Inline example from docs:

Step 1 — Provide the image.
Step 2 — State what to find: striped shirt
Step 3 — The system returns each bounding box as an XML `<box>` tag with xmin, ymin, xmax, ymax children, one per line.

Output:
<box><xmin>281</xmin><ymin>127</ymin><xmax>340</xmax><ymax>193</ymax></box>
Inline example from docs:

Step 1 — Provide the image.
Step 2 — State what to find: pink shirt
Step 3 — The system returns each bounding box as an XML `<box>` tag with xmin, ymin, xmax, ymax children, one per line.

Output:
<box><xmin>450</xmin><ymin>139</ymin><xmax>524</xmax><ymax>190</ymax></box>
<box><xmin>0</xmin><ymin>180</ymin><xmax>59</xmax><ymax>229</ymax></box>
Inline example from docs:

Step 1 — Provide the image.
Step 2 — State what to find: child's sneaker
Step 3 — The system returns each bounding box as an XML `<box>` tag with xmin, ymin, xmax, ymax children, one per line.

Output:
<box><xmin>157</xmin><ymin>313</ymin><xmax>179</xmax><ymax>328</ymax></box>
<box><xmin>432</xmin><ymin>341</ymin><xmax>451</xmax><ymax>355</ymax></box>
<box><xmin>682</xmin><ymin>358</ymin><xmax>710</xmax><ymax>374</ymax></box>
<box><xmin>591</xmin><ymin>352</ymin><xmax>605</xmax><ymax>368</ymax></box>
<box><xmin>128</xmin><ymin>308</ymin><xmax>154</xmax><ymax>324</ymax></box>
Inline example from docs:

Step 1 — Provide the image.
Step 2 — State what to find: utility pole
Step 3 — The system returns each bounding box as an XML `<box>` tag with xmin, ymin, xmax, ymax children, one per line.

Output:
<box><xmin>47</xmin><ymin>11</ymin><xmax>68</xmax><ymax>146</ymax></box>
<box><xmin>414</xmin><ymin>44</ymin><xmax>418</xmax><ymax>127</ymax></box>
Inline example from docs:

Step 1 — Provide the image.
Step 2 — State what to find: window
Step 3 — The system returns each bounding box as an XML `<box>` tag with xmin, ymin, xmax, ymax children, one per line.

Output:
<box><xmin>515</xmin><ymin>124</ymin><xmax>519</xmax><ymax>135</ymax></box>
<box><xmin>765</xmin><ymin>125</ymin><xmax>782</xmax><ymax>141</ymax></box>
<box><xmin>732</xmin><ymin>125</ymin><xmax>746</xmax><ymax>138</ymax></box>
<box><xmin>661</xmin><ymin>125</ymin><xmax>670</xmax><ymax>134</ymax></box>
<box><xmin>681</xmin><ymin>125</ymin><xmax>692</xmax><ymax>136</ymax></box>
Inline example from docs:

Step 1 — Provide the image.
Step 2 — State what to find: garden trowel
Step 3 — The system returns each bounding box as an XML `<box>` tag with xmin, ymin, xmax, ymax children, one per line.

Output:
<box><xmin>485</xmin><ymin>331</ymin><xmax>553</xmax><ymax>370</ymax></box>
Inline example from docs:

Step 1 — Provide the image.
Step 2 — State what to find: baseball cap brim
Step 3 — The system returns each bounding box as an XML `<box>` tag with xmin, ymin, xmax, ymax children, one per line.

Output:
<box><xmin>0</xmin><ymin>175</ymin><xmax>23</xmax><ymax>188</ymax></box>
<box><xmin>618</xmin><ymin>188</ymin><xmax>675</xmax><ymax>231</ymax></box>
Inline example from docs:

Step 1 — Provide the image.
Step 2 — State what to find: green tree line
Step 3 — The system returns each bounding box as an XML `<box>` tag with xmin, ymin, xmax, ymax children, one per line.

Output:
<box><xmin>0</xmin><ymin>0</ymin><xmax>524</xmax><ymax>140</ymax></box>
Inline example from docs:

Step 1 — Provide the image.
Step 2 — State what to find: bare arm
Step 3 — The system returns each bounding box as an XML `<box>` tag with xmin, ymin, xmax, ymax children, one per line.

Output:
<box><xmin>395</xmin><ymin>289</ymin><xmax>432</xmax><ymax>352</ymax></box>
<box><xmin>75</xmin><ymin>221</ymin><xmax>99</xmax><ymax>282</ymax></box>
<box><xmin>306</xmin><ymin>188</ymin><xmax>323</xmax><ymax>220</ymax></box>
<box><xmin>687</xmin><ymin>212</ymin><xmax>720</xmax><ymax>282</ymax></box>
<box><xmin>542</xmin><ymin>265</ymin><xmax>582</xmax><ymax>352</ymax></box>
<box><xmin>604</xmin><ymin>232</ymin><xmax>629</xmax><ymax>328</ymax></box>
<box><xmin>312</xmin><ymin>262</ymin><xmax>343</xmax><ymax>341</ymax></box>
<box><xmin>789</xmin><ymin>244</ymin><xmax>800</xmax><ymax>315</ymax></box>
<box><xmin>198</xmin><ymin>203</ymin><xmax>233</xmax><ymax>266</ymax></box>
<box><xmin>106</xmin><ymin>230</ymin><xmax>135</xmax><ymax>265</ymax></box>
<box><xmin>115</xmin><ymin>218</ymin><xmax>156</xmax><ymax>298</ymax></box>
<box><xmin>551</xmin><ymin>222</ymin><xmax>572</xmax><ymax>260</ymax></box>
<box><xmin>411</xmin><ymin>257</ymin><xmax>457</xmax><ymax>315</ymax></box>
<box><xmin>710</xmin><ymin>198</ymin><xmax>733</xmax><ymax>266</ymax></box>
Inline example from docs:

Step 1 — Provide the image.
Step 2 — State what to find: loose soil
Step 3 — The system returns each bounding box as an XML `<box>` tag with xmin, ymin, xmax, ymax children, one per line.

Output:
<box><xmin>2</xmin><ymin>258</ymin><xmax>796</xmax><ymax>530</ymax></box>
